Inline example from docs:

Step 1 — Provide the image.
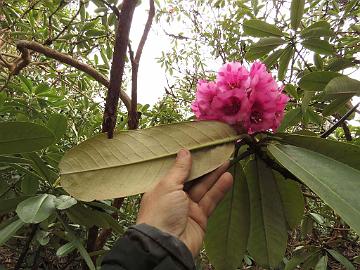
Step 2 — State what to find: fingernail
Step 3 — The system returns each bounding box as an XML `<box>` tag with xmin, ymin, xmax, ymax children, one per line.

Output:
<box><xmin>177</xmin><ymin>149</ymin><xmax>189</xmax><ymax>159</ymax></box>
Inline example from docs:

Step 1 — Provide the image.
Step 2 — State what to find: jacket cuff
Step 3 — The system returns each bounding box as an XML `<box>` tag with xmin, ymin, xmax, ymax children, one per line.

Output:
<box><xmin>129</xmin><ymin>224</ymin><xmax>195</xmax><ymax>270</ymax></box>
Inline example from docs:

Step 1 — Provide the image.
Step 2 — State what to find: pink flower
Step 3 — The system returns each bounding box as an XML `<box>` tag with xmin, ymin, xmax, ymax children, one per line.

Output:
<box><xmin>211</xmin><ymin>90</ymin><xmax>250</xmax><ymax>125</ymax></box>
<box><xmin>191</xmin><ymin>80</ymin><xmax>219</xmax><ymax>120</ymax></box>
<box><xmin>191</xmin><ymin>61</ymin><xmax>289</xmax><ymax>134</ymax></box>
<box><xmin>216</xmin><ymin>62</ymin><xmax>250</xmax><ymax>91</ymax></box>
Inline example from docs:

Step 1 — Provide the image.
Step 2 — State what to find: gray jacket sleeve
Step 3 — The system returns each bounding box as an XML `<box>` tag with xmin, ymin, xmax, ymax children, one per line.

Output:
<box><xmin>101</xmin><ymin>223</ymin><xmax>196</xmax><ymax>270</ymax></box>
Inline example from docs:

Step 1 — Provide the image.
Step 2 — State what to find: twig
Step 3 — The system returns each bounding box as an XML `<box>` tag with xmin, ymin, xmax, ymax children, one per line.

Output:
<box><xmin>128</xmin><ymin>0</ymin><xmax>155</xmax><ymax>129</ymax></box>
<box><xmin>15</xmin><ymin>40</ymin><xmax>131</xmax><ymax>110</ymax></box>
<box><xmin>320</xmin><ymin>102</ymin><xmax>359</xmax><ymax>138</ymax></box>
<box><xmin>102</xmin><ymin>0</ymin><xmax>138</xmax><ymax>138</ymax></box>
<box><xmin>341</xmin><ymin>122</ymin><xmax>352</xmax><ymax>141</ymax></box>
<box><xmin>98</xmin><ymin>0</ymin><xmax>120</xmax><ymax>19</ymax></box>
<box><xmin>14</xmin><ymin>224</ymin><xmax>39</xmax><ymax>270</ymax></box>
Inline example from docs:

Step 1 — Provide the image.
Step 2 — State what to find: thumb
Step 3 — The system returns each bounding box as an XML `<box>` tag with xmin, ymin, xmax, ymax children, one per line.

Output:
<box><xmin>163</xmin><ymin>149</ymin><xmax>192</xmax><ymax>186</ymax></box>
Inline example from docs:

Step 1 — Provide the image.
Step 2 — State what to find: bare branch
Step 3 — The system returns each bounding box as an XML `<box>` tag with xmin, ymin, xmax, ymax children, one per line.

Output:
<box><xmin>128</xmin><ymin>0</ymin><xmax>155</xmax><ymax>129</ymax></box>
<box><xmin>15</xmin><ymin>40</ymin><xmax>131</xmax><ymax>110</ymax></box>
<box><xmin>102</xmin><ymin>0</ymin><xmax>138</xmax><ymax>138</ymax></box>
<box><xmin>321</xmin><ymin>102</ymin><xmax>360</xmax><ymax>138</ymax></box>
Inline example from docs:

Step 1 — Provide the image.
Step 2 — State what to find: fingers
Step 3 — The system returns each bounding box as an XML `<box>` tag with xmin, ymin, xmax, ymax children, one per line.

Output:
<box><xmin>198</xmin><ymin>172</ymin><xmax>233</xmax><ymax>217</ymax></box>
<box><xmin>162</xmin><ymin>149</ymin><xmax>192</xmax><ymax>187</ymax></box>
<box><xmin>188</xmin><ymin>161</ymin><xmax>230</xmax><ymax>203</ymax></box>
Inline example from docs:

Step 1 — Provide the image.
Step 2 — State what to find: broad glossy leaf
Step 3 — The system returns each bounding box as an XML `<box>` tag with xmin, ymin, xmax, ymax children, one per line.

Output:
<box><xmin>299</xmin><ymin>71</ymin><xmax>341</xmax><ymax>91</ymax></box>
<box><xmin>54</xmin><ymin>195</ymin><xmax>77</xmax><ymax>210</ymax></box>
<box><xmin>301</xmin><ymin>21</ymin><xmax>334</xmax><ymax>38</ymax></box>
<box><xmin>278</xmin><ymin>108</ymin><xmax>302</xmax><ymax>132</ymax></box>
<box><xmin>315</xmin><ymin>255</ymin><xmax>328</xmax><ymax>270</ymax></box>
<box><xmin>206</xmin><ymin>163</ymin><xmax>250</xmax><ymax>270</ymax></box>
<box><xmin>278</xmin><ymin>46</ymin><xmax>294</xmax><ymax>81</ymax></box>
<box><xmin>326</xmin><ymin>58</ymin><xmax>356</xmax><ymax>72</ymax></box>
<box><xmin>245</xmin><ymin>158</ymin><xmax>288</xmax><ymax>268</ymax></box>
<box><xmin>285</xmin><ymin>249</ymin><xmax>321</xmax><ymax>270</ymax></box>
<box><xmin>274</xmin><ymin>173</ymin><xmax>304</xmax><ymax>229</ymax></box>
<box><xmin>263</xmin><ymin>49</ymin><xmax>284</xmax><ymax>69</ymax></box>
<box><xmin>326</xmin><ymin>249</ymin><xmax>355</xmax><ymax>270</ymax></box>
<box><xmin>60</xmin><ymin>121</ymin><xmax>238</xmax><ymax>201</ymax></box>
<box><xmin>47</xmin><ymin>113</ymin><xmax>68</xmax><ymax>142</ymax></box>
<box><xmin>56</xmin><ymin>242</ymin><xmax>76</xmax><ymax>257</ymax></box>
<box><xmin>314</xmin><ymin>54</ymin><xmax>323</xmax><ymax>70</ymax></box>
<box><xmin>284</xmin><ymin>84</ymin><xmax>299</xmax><ymax>99</ymax></box>
<box><xmin>0</xmin><ymin>218</ymin><xmax>25</xmax><ymax>246</ymax></box>
<box><xmin>322</xmin><ymin>94</ymin><xmax>353</xmax><ymax>116</ymax></box>
<box><xmin>291</xmin><ymin>0</ymin><xmax>305</xmax><ymax>30</ymax></box>
<box><xmin>22</xmin><ymin>152</ymin><xmax>58</xmax><ymax>184</ymax></box>
<box><xmin>302</xmin><ymin>39</ymin><xmax>334</xmax><ymax>55</ymax></box>
<box><xmin>325</xmin><ymin>76</ymin><xmax>360</xmax><ymax>96</ymax></box>
<box><xmin>66</xmin><ymin>204</ymin><xmax>112</xmax><ymax>228</ymax></box>
<box><xmin>0</xmin><ymin>122</ymin><xmax>55</xmax><ymax>154</ymax></box>
<box><xmin>16</xmin><ymin>194</ymin><xmax>56</xmax><ymax>223</ymax></box>
<box><xmin>276</xmin><ymin>134</ymin><xmax>360</xmax><ymax>170</ymax></box>
<box><xmin>268</xmin><ymin>144</ymin><xmax>360</xmax><ymax>235</ymax></box>
<box><xmin>21</xmin><ymin>174</ymin><xmax>39</xmax><ymax>195</ymax></box>
<box><xmin>243</xmin><ymin>19</ymin><xmax>284</xmax><ymax>37</ymax></box>
<box><xmin>245</xmin><ymin>37</ymin><xmax>287</xmax><ymax>61</ymax></box>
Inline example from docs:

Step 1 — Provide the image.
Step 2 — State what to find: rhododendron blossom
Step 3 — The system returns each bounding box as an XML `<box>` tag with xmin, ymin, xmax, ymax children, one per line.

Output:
<box><xmin>191</xmin><ymin>61</ymin><xmax>289</xmax><ymax>134</ymax></box>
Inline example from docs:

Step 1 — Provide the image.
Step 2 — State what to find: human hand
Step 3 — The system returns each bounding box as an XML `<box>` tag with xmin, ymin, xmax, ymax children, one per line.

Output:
<box><xmin>136</xmin><ymin>149</ymin><xmax>233</xmax><ymax>257</ymax></box>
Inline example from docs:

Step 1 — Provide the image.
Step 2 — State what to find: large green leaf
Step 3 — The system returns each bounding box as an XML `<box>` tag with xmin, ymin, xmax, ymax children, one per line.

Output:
<box><xmin>245</xmin><ymin>158</ymin><xmax>288</xmax><ymax>268</ymax></box>
<box><xmin>243</xmin><ymin>19</ymin><xmax>284</xmax><ymax>37</ymax></box>
<box><xmin>245</xmin><ymin>37</ymin><xmax>287</xmax><ymax>61</ymax></box>
<box><xmin>0</xmin><ymin>218</ymin><xmax>25</xmax><ymax>246</ymax></box>
<box><xmin>56</xmin><ymin>242</ymin><xmax>76</xmax><ymax>257</ymax></box>
<box><xmin>268</xmin><ymin>144</ymin><xmax>360</xmax><ymax>235</ymax></box>
<box><xmin>60</xmin><ymin>121</ymin><xmax>238</xmax><ymax>201</ymax></box>
<box><xmin>322</xmin><ymin>95</ymin><xmax>353</xmax><ymax>116</ymax></box>
<box><xmin>302</xmin><ymin>39</ymin><xmax>334</xmax><ymax>55</ymax></box>
<box><xmin>47</xmin><ymin>113</ymin><xmax>68</xmax><ymax>142</ymax></box>
<box><xmin>278</xmin><ymin>107</ymin><xmax>302</xmax><ymax>132</ymax></box>
<box><xmin>300</xmin><ymin>21</ymin><xmax>334</xmax><ymax>38</ymax></box>
<box><xmin>263</xmin><ymin>49</ymin><xmax>284</xmax><ymax>69</ymax></box>
<box><xmin>274</xmin><ymin>172</ymin><xmax>304</xmax><ymax>229</ymax></box>
<box><xmin>276</xmin><ymin>134</ymin><xmax>360</xmax><ymax>170</ymax></box>
<box><xmin>278</xmin><ymin>46</ymin><xmax>294</xmax><ymax>81</ymax></box>
<box><xmin>16</xmin><ymin>194</ymin><xmax>56</xmax><ymax>223</ymax></box>
<box><xmin>325</xmin><ymin>76</ymin><xmax>360</xmax><ymax>96</ymax></box>
<box><xmin>326</xmin><ymin>249</ymin><xmax>355</xmax><ymax>270</ymax></box>
<box><xmin>22</xmin><ymin>152</ymin><xmax>58</xmax><ymax>184</ymax></box>
<box><xmin>0</xmin><ymin>122</ymin><xmax>55</xmax><ymax>154</ymax></box>
<box><xmin>315</xmin><ymin>255</ymin><xmax>328</xmax><ymax>270</ymax></box>
<box><xmin>299</xmin><ymin>71</ymin><xmax>341</xmax><ymax>91</ymax></box>
<box><xmin>205</xmin><ymin>163</ymin><xmax>250</xmax><ymax>270</ymax></box>
<box><xmin>290</xmin><ymin>0</ymin><xmax>305</xmax><ymax>30</ymax></box>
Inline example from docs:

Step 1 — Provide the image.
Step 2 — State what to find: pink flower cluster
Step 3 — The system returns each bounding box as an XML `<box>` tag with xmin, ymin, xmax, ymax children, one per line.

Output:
<box><xmin>191</xmin><ymin>62</ymin><xmax>289</xmax><ymax>134</ymax></box>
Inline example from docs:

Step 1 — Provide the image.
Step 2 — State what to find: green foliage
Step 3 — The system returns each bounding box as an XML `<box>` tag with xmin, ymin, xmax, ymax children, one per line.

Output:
<box><xmin>1</xmin><ymin>0</ymin><xmax>359</xmax><ymax>269</ymax></box>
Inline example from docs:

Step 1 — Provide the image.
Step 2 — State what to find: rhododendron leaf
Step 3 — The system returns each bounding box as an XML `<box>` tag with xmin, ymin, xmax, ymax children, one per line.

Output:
<box><xmin>60</xmin><ymin>121</ymin><xmax>238</xmax><ymax>201</ymax></box>
<box><xmin>243</xmin><ymin>19</ymin><xmax>284</xmax><ymax>37</ymax></box>
<box><xmin>245</xmin><ymin>37</ymin><xmax>286</xmax><ymax>61</ymax></box>
<box><xmin>274</xmin><ymin>172</ymin><xmax>304</xmax><ymax>229</ymax></box>
<box><xmin>326</xmin><ymin>249</ymin><xmax>355</xmax><ymax>270</ymax></box>
<box><xmin>268</xmin><ymin>144</ymin><xmax>360</xmax><ymax>235</ymax></box>
<box><xmin>0</xmin><ymin>122</ymin><xmax>55</xmax><ymax>154</ymax></box>
<box><xmin>299</xmin><ymin>71</ymin><xmax>341</xmax><ymax>92</ymax></box>
<box><xmin>300</xmin><ymin>21</ymin><xmax>334</xmax><ymax>38</ymax></box>
<box><xmin>302</xmin><ymin>39</ymin><xmax>334</xmax><ymax>55</ymax></box>
<box><xmin>277</xmin><ymin>107</ymin><xmax>302</xmax><ymax>132</ymax></box>
<box><xmin>263</xmin><ymin>49</ymin><xmax>284</xmax><ymax>69</ymax></box>
<box><xmin>47</xmin><ymin>113</ymin><xmax>68</xmax><ymax>142</ymax></box>
<box><xmin>325</xmin><ymin>76</ymin><xmax>360</xmax><ymax>96</ymax></box>
<box><xmin>322</xmin><ymin>94</ymin><xmax>353</xmax><ymax>116</ymax></box>
<box><xmin>325</xmin><ymin>57</ymin><xmax>356</xmax><ymax>72</ymax></box>
<box><xmin>276</xmin><ymin>134</ymin><xmax>360</xmax><ymax>170</ymax></box>
<box><xmin>290</xmin><ymin>0</ymin><xmax>305</xmax><ymax>30</ymax></box>
<box><xmin>245</xmin><ymin>158</ymin><xmax>288</xmax><ymax>268</ymax></box>
<box><xmin>278</xmin><ymin>46</ymin><xmax>294</xmax><ymax>81</ymax></box>
<box><xmin>205</xmin><ymin>163</ymin><xmax>250</xmax><ymax>270</ymax></box>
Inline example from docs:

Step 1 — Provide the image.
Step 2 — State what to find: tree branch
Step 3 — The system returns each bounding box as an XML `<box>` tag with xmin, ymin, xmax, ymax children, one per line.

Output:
<box><xmin>128</xmin><ymin>0</ymin><xmax>155</xmax><ymax>129</ymax></box>
<box><xmin>15</xmin><ymin>40</ymin><xmax>131</xmax><ymax>110</ymax></box>
<box><xmin>102</xmin><ymin>0</ymin><xmax>138</xmax><ymax>138</ymax></box>
<box><xmin>321</xmin><ymin>102</ymin><xmax>359</xmax><ymax>138</ymax></box>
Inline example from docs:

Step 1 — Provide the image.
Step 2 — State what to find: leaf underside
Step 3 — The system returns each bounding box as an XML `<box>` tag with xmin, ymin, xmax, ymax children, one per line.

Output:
<box><xmin>60</xmin><ymin>121</ymin><xmax>238</xmax><ymax>201</ymax></box>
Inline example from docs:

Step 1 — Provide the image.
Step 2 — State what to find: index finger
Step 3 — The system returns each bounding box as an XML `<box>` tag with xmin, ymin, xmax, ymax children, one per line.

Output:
<box><xmin>187</xmin><ymin>161</ymin><xmax>230</xmax><ymax>203</ymax></box>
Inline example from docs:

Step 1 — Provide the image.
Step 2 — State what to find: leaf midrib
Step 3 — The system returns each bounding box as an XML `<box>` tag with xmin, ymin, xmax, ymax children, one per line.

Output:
<box><xmin>61</xmin><ymin>135</ymin><xmax>240</xmax><ymax>175</ymax></box>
